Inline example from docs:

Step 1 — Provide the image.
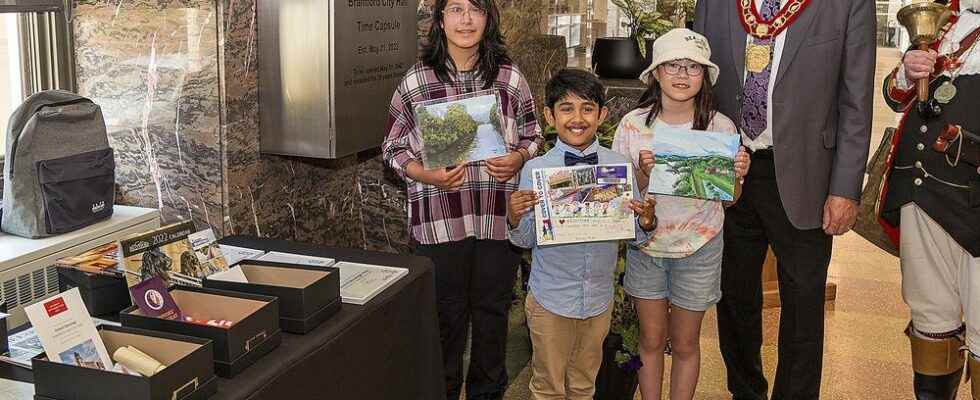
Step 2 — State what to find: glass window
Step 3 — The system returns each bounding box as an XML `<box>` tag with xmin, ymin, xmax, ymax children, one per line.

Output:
<box><xmin>877</xmin><ymin>1</ymin><xmax>908</xmax><ymax>49</ymax></box>
<box><xmin>543</xmin><ymin>0</ymin><xmax>602</xmax><ymax>68</ymax></box>
<box><xmin>538</xmin><ymin>0</ymin><xmax>692</xmax><ymax>70</ymax></box>
<box><xmin>528</xmin><ymin>0</ymin><xmax>914</xmax><ymax>68</ymax></box>
<box><xmin>0</xmin><ymin>13</ymin><xmax>24</xmax><ymax>155</ymax></box>
<box><xmin>0</xmin><ymin>8</ymin><xmax>73</xmax><ymax>158</ymax></box>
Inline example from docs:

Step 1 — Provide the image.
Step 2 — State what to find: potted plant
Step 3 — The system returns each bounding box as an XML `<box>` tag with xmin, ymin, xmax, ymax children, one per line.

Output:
<box><xmin>499</xmin><ymin>0</ymin><xmax>567</xmax><ymax>121</ymax></box>
<box><xmin>657</xmin><ymin>0</ymin><xmax>698</xmax><ymax>29</ymax></box>
<box><xmin>593</xmin><ymin>0</ymin><xmax>674</xmax><ymax>80</ymax></box>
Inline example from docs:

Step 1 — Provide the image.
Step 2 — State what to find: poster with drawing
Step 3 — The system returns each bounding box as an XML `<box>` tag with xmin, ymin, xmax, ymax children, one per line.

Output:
<box><xmin>533</xmin><ymin>164</ymin><xmax>636</xmax><ymax>245</ymax></box>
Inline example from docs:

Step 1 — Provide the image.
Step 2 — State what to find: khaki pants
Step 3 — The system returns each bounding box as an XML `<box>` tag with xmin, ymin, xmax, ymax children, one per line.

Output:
<box><xmin>525</xmin><ymin>293</ymin><xmax>613</xmax><ymax>400</ymax></box>
<box><xmin>901</xmin><ymin>204</ymin><xmax>980</xmax><ymax>355</ymax></box>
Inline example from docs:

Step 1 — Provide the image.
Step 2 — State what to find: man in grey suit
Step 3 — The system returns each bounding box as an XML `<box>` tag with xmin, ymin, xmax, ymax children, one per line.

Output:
<box><xmin>694</xmin><ymin>0</ymin><xmax>875</xmax><ymax>398</ymax></box>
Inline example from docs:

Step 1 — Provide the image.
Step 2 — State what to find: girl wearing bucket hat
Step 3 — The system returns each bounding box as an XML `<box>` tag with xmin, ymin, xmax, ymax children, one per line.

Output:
<box><xmin>611</xmin><ymin>28</ymin><xmax>751</xmax><ymax>399</ymax></box>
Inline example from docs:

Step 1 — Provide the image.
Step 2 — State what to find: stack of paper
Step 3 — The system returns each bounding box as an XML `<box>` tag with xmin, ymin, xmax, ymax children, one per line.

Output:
<box><xmin>206</xmin><ymin>245</ymin><xmax>409</xmax><ymax>306</ymax></box>
<box><xmin>218</xmin><ymin>245</ymin><xmax>267</xmax><ymax>266</ymax></box>
<box><xmin>256</xmin><ymin>252</ymin><xmax>335</xmax><ymax>267</ymax></box>
<box><xmin>332</xmin><ymin>262</ymin><xmax>408</xmax><ymax>305</ymax></box>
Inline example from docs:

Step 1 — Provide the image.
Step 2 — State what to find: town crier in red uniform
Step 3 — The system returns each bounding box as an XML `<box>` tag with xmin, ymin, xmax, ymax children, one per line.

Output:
<box><xmin>882</xmin><ymin>0</ymin><xmax>980</xmax><ymax>398</ymax></box>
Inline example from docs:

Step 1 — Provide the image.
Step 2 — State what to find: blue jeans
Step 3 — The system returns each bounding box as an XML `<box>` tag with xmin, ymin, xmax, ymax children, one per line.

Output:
<box><xmin>624</xmin><ymin>233</ymin><xmax>723</xmax><ymax>312</ymax></box>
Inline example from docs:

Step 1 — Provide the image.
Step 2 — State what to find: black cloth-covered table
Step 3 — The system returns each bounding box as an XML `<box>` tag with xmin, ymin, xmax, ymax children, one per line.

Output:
<box><xmin>1</xmin><ymin>235</ymin><xmax>445</xmax><ymax>400</ymax></box>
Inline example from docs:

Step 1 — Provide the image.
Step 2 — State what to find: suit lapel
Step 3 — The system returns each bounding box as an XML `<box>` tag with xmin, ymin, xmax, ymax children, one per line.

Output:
<box><xmin>774</xmin><ymin>0</ymin><xmax>822</xmax><ymax>87</ymax></box>
<box><xmin>729</xmin><ymin>1</ymin><xmax>746</xmax><ymax>84</ymax></box>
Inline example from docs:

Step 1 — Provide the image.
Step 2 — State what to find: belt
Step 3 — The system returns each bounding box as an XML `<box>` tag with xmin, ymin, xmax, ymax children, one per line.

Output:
<box><xmin>749</xmin><ymin>146</ymin><xmax>774</xmax><ymax>160</ymax></box>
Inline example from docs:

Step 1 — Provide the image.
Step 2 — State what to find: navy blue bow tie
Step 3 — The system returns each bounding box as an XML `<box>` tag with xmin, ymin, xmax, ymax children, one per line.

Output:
<box><xmin>564</xmin><ymin>152</ymin><xmax>598</xmax><ymax>166</ymax></box>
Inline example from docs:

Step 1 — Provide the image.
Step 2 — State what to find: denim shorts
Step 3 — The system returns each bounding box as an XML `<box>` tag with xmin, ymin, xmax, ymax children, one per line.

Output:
<box><xmin>624</xmin><ymin>234</ymin><xmax>723</xmax><ymax>312</ymax></box>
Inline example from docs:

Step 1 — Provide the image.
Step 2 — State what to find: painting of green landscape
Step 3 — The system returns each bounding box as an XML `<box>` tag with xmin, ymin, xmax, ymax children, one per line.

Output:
<box><xmin>648</xmin><ymin>128</ymin><xmax>740</xmax><ymax>201</ymax></box>
<box><xmin>415</xmin><ymin>91</ymin><xmax>509</xmax><ymax>169</ymax></box>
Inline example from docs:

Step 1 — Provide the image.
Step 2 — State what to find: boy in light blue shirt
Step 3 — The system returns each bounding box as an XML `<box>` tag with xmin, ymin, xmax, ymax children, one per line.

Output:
<box><xmin>507</xmin><ymin>69</ymin><xmax>657</xmax><ymax>399</ymax></box>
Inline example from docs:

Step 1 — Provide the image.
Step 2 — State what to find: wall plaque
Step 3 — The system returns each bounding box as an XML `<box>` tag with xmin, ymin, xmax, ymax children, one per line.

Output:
<box><xmin>259</xmin><ymin>0</ymin><xmax>418</xmax><ymax>158</ymax></box>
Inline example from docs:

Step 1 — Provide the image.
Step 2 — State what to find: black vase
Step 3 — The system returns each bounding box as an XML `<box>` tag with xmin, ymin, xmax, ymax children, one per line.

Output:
<box><xmin>592</xmin><ymin>37</ymin><xmax>656</xmax><ymax>80</ymax></box>
<box><xmin>593</xmin><ymin>333</ymin><xmax>640</xmax><ymax>400</ymax></box>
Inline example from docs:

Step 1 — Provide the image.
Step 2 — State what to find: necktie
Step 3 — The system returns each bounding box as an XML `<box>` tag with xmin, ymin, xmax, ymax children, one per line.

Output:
<box><xmin>740</xmin><ymin>0</ymin><xmax>781</xmax><ymax>140</ymax></box>
<box><xmin>564</xmin><ymin>152</ymin><xmax>598</xmax><ymax>166</ymax></box>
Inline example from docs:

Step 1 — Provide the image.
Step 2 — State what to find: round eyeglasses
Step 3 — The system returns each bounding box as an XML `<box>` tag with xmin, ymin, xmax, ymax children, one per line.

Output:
<box><xmin>443</xmin><ymin>5</ymin><xmax>487</xmax><ymax>20</ymax></box>
<box><xmin>661</xmin><ymin>62</ymin><xmax>704</xmax><ymax>76</ymax></box>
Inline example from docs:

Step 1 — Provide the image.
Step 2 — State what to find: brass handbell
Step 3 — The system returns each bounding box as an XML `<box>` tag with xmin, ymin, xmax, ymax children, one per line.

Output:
<box><xmin>897</xmin><ymin>0</ymin><xmax>954</xmax><ymax>103</ymax></box>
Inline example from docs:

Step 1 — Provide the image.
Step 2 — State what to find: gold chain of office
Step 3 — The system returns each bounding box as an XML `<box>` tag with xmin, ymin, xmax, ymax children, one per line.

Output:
<box><xmin>738</xmin><ymin>0</ymin><xmax>811</xmax><ymax>39</ymax></box>
<box><xmin>739</xmin><ymin>0</ymin><xmax>811</xmax><ymax>73</ymax></box>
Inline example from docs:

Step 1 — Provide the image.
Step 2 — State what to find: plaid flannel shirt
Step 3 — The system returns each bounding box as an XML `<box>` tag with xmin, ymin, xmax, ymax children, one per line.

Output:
<box><xmin>383</xmin><ymin>62</ymin><xmax>543</xmax><ymax>245</ymax></box>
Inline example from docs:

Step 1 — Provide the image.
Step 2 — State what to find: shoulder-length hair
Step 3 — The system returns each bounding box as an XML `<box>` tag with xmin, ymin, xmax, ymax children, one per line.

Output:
<box><xmin>421</xmin><ymin>0</ymin><xmax>512</xmax><ymax>90</ymax></box>
<box><xmin>635</xmin><ymin>67</ymin><xmax>716</xmax><ymax>130</ymax></box>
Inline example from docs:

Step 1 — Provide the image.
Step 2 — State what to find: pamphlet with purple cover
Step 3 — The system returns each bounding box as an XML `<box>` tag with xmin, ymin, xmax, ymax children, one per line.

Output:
<box><xmin>130</xmin><ymin>277</ymin><xmax>182</xmax><ymax>320</ymax></box>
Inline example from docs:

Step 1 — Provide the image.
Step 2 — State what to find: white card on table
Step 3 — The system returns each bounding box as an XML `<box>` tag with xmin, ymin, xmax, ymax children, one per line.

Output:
<box><xmin>24</xmin><ymin>288</ymin><xmax>113</xmax><ymax>370</ymax></box>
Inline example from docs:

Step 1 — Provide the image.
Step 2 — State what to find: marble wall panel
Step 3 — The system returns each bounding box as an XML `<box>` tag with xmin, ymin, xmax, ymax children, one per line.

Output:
<box><xmin>218</xmin><ymin>0</ymin><xmax>410</xmax><ymax>253</ymax></box>
<box><xmin>68</xmin><ymin>0</ymin><xmax>417</xmax><ymax>253</ymax></box>
<box><xmin>74</xmin><ymin>0</ymin><xmax>224</xmax><ymax>231</ymax></box>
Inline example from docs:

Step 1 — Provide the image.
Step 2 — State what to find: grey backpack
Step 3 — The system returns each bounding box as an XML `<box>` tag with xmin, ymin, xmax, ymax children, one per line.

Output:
<box><xmin>1</xmin><ymin>90</ymin><xmax>114</xmax><ymax>238</ymax></box>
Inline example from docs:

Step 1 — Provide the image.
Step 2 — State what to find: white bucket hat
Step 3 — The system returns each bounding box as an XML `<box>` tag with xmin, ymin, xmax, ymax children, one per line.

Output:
<box><xmin>639</xmin><ymin>28</ymin><xmax>720</xmax><ymax>85</ymax></box>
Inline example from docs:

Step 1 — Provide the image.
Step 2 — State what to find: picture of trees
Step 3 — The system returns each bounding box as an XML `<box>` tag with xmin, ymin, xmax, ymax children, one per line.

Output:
<box><xmin>415</xmin><ymin>92</ymin><xmax>509</xmax><ymax>169</ymax></box>
<box><xmin>648</xmin><ymin>128</ymin><xmax>740</xmax><ymax>201</ymax></box>
<box><xmin>656</xmin><ymin>154</ymin><xmax>735</xmax><ymax>200</ymax></box>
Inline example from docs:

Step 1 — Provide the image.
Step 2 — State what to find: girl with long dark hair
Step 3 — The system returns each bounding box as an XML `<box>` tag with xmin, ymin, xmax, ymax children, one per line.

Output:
<box><xmin>382</xmin><ymin>1</ymin><xmax>542</xmax><ymax>398</ymax></box>
<box><xmin>611</xmin><ymin>29</ymin><xmax>750</xmax><ymax>399</ymax></box>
